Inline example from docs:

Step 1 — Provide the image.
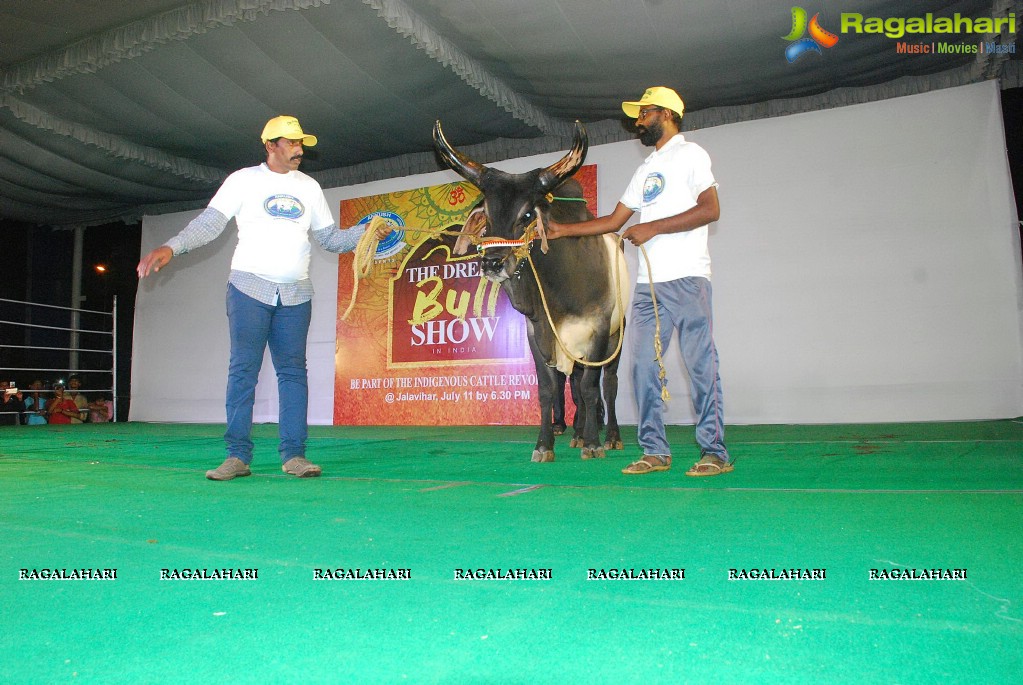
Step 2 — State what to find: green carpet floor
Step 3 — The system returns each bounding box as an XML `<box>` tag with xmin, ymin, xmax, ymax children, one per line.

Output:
<box><xmin>1</xmin><ymin>421</ymin><xmax>1021</xmax><ymax>684</ymax></box>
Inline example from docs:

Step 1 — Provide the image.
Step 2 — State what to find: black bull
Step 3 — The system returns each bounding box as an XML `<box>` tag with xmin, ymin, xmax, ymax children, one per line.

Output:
<box><xmin>433</xmin><ymin>120</ymin><xmax>627</xmax><ymax>462</ymax></box>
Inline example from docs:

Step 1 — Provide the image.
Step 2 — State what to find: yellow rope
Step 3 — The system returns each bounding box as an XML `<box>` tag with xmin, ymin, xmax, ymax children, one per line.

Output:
<box><xmin>523</xmin><ymin>241</ymin><xmax>622</xmax><ymax>368</ymax></box>
<box><xmin>637</xmin><ymin>242</ymin><xmax>672</xmax><ymax>403</ymax></box>
<box><xmin>339</xmin><ymin>215</ymin><xmax>387</xmax><ymax>321</ymax></box>
<box><xmin>340</xmin><ymin>213</ymin><xmax>671</xmax><ymax>402</ymax></box>
<box><xmin>340</xmin><ymin>218</ymin><xmax>479</xmax><ymax>321</ymax></box>
<box><xmin>526</xmin><ymin>235</ymin><xmax>670</xmax><ymax>402</ymax></box>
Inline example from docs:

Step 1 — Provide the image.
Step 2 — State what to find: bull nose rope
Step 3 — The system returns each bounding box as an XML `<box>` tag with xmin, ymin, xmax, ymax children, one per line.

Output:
<box><xmin>338</xmin><ymin>203</ymin><xmax>671</xmax><ymax>404</ymax></box>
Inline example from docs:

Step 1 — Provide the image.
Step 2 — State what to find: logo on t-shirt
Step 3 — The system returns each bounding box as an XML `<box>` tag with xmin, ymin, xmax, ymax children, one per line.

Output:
<box><xmin>642</xmin><ymin>173</ymin><xmax>665</xmax><ymax>204</ymax></box>
<box><xmin>264</xmin><ymin>194</ymin><xmax>305</xmax><ymax>220</ymax></box>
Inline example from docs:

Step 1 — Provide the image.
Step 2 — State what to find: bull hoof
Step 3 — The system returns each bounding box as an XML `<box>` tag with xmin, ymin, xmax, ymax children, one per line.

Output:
<box><xmin>531</xmin><ymin>450</ymin><xmax>555</xmax><ymax>463</ymax></box>
<box><xmin>570</xmin><ymin>437</ymin><xmax>584</xmax><ymax>448</ymax></box>
<box><xmin>580</xmin><ymin>447</ymin><xmax>606</xmax><ymax>460</ymax></box>
<box><xmin>604</xmin><ymin>438</ymin><xmax>624</xmax><ymax>451</ymax></box>
<box><xmin>552</xmin><ymin>423</ymin><xmax>567</xmax><ymax>436</ymax></box>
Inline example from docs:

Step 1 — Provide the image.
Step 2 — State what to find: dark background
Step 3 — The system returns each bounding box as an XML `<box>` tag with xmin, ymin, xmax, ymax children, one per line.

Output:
<box><xmin>1</xmin><ymin>223</ymin><xmax>140</xmax><ymax>421</ymax></box>
<box><xmin>2</xmin><ymin>88</ymin><xmax>1021</xmax><ymax>422</ymax></box>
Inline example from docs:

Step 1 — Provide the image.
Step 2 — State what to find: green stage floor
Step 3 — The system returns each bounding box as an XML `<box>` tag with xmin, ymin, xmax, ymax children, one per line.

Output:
<box><xmin>1</xmin><ymin>421</ymin><xmax>1021</xmax><ymax>684</ymax></box>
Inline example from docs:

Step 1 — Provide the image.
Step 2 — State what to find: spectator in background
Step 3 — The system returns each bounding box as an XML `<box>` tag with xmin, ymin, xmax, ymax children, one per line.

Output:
<box><xmin>22</xmin><ymin>380</ymin><xmax>48</xmax><ymax>425</ymax></box>
<box><xmin>66</xmin><ymin>375</ymin><xmax>89</xmax><ymax>423</ymax></box>
<box><xmin>46</xmin><ymin>383</ymin><xmax>81</xmax><ymax>425</ymax></box>
<box><xmin>1</xmin><ymin>386</ymin><xmax>26</xmax><ymax>425</ymax></box>
<box><xmin>88</xmin><ymin>396</ymin><xmax>114</xmax><ymax>423</ymax></box>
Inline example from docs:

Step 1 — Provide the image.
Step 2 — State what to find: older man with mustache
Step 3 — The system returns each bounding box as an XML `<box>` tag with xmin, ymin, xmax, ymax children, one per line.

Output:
<box><xmin>137</xmin><ymin>116</ymin><xmax>390</xmax><ymax>481</ymax></box>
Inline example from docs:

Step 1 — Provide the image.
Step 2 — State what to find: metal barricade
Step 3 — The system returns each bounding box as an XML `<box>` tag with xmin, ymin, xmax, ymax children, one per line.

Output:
<box><xmin>0</xmin><ymin>296</ymin><xmax>117</xmax><ymax>425</ymax></box>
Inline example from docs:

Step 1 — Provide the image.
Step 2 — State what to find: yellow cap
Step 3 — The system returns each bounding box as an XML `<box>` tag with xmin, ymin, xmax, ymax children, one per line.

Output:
<box><xmin>260</xmin><ymin>115</ymin><xmax>317</xmax><ymax>146</ymax></box>
<box><xmin>621</xmin><ymin>86</ymin><xmax>685</xmax><ymax>119</ymax></box>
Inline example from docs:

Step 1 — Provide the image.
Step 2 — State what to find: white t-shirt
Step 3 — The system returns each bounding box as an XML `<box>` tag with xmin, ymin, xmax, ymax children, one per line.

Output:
<box><xmin>209</xmin><ymin>164</ymin><xmax>334</xmax><ymax>283</ymax></box>
<box><xmin>620</xmin><ymin>134</ymin><xmax>718</xmax><ymax>283</ymax></box>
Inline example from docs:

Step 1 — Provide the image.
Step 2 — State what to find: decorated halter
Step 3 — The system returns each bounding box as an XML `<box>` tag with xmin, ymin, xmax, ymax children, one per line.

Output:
<box><xmin>472</xmin><ymin>194</ymin><xmax>588</xmax><ymax>258</ymax></box>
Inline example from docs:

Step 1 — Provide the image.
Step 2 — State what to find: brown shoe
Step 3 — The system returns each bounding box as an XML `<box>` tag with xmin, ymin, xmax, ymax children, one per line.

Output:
<box><xmin>282</xmin><ymin>456</ymin><xmax>322</xmax><ymax>478</ymax></box>
<box><xmin>206</xmin><ymin>457</ymin><xmax>251</xmax><ymax>481</ymax></box>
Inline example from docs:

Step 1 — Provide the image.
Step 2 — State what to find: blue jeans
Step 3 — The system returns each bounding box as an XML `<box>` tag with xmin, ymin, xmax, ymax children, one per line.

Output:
<box><xmin>225</xmin><ymin>284</ymin><xmax>311</xmax><ymax>464</ymax></box>
<box><xmin>631</xmin><ymin>277</ymin><xmax>728</xmax><ymax>461</ymax></box>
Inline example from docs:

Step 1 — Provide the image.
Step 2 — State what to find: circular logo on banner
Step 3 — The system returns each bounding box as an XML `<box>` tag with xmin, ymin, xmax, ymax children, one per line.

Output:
<box><xmin>264</xmin><ymin>194</ymin><xmax>305</xmax><ymax>219</ymax></box>
<box><xmin>642</xmin><ymin>173</ymin><xmax>665</xmax><ymax>204</ymax></box>
<box><xmin>359</xmin><ymin>211</ymin><xmax>406</xmax><ymax>258</ymax></box>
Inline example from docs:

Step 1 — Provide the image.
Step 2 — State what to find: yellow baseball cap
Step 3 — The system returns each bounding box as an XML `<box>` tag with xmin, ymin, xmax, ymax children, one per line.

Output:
<box><xmin>260</xmin><ymin>115</ymin><xmax>318</xmax><ymax>146</ymax></box>
<box><xmin>621</xmin><ymin>86</ymin><xmax>685</xmax><ymax>119</ymax></box>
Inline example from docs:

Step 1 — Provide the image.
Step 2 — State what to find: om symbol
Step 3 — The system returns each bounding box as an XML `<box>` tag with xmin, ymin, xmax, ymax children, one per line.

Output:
<box><xmin>449</xmin><ymin>186</ymin><xmax>466</xmax><ymax>206</ymax></box>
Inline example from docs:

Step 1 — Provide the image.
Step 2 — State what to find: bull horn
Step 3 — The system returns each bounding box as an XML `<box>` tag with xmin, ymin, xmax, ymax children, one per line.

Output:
<box><xmin>433</xmin><ymin>120</ymin><xmax>485</xmax><ymax>187</ymax></box>
<box><xmin>539</xmin><ymin>121</ymin><xmax>588</xmax><ymax>192</ymax></box>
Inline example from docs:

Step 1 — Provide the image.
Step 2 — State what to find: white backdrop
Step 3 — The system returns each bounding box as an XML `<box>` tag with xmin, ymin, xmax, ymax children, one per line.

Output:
<box><xmin>131</xmin><ymin>81</ymin><xmax>1023</xmax><ymax>425</ymax></box>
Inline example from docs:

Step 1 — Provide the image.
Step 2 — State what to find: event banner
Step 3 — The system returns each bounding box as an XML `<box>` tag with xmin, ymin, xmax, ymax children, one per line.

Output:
<box><xmin>334</xmin><ymin>166</ymin><xmax>597</xmax><ymax>426</ymax></box>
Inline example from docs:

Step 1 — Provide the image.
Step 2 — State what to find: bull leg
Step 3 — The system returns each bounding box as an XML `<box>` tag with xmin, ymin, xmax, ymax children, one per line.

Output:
<box><xmin>577</xmin><ymin>365</ymin><xmax>606</xmax><ymax>460</ymax></box>
<box><xmin>552</xmin><ymin>369</ymin><xmax>567</xmax><ymax>436</ymax></box>
<box><xmin>568</xmin><ymin>369</ymin><xmax>584</xmax><ymax>448</ymax></box>
<box><xmin>530</xmin><ymin>343</ymin><xmax>558</xmax><ymax>463</ymax></box>
<box><xmin>568</xmin><ymin>369</ymin><xmax>601</xmax><ymax>448</ymax></box>
<box><xmin>602</xmin><ymin>344</ymin><xmax>623</xmax><ymax>451</ymax></box>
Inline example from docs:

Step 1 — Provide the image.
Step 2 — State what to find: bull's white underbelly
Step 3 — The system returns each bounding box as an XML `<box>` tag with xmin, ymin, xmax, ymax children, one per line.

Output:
<box><xmin>552</xmin><ymin>236</ymin><xmax>629</xmax><ymax>375</ymax></box>
<box><xmin>553</xmin><ymin>318</ymin><xmax>596</xmax><ymax>375</ymax></box>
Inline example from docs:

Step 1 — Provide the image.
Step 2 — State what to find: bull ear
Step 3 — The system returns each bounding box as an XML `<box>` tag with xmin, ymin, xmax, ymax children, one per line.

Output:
<box><xmin>539</xmin><ymin>121</ymin><xmax>588</xmax><ymax>192</ymax></box>
<box><xmin>454</xmin><ymin>204</ymin><xmax>487</xmax><ymax>256</ymax></box>
<box><xmin>534</xmin><ymin>205</ymin><xmax>549</xmax><ymax>255</ymax></box>
<box><xmin>434</xmin><ymin>120</ymin><xmax>485</xmax><ymax>187</ymax></box>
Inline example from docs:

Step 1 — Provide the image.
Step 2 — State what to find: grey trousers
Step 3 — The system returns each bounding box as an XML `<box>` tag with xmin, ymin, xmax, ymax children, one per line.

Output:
<box><xmin>631</xmin><ymin>277</ymin><xmax>729</xmax><ymax>461</ymax></box>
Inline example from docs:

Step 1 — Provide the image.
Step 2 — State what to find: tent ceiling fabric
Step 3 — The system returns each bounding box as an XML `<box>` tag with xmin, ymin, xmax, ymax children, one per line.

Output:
<box><xmin>0</xmin><ymin>0</ymin><xmax>1019</xmax><ymax>228</ymax></box>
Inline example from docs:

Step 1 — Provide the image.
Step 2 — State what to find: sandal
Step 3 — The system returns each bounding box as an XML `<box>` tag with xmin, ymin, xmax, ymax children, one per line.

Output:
<box><xmin>621</xmin><ymin>455</ymin><xmax>671</xmax><ymax>475</ymax></box>
<box><xmin>685</xmin><ymin>454</ymin><xmax>734</xmax><ymax>477</ymax></box>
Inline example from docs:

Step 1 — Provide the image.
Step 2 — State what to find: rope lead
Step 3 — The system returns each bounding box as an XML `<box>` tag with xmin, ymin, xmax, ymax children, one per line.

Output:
<box><xmin>340</xmin><ymin>211</ymin><xmax>670</xmax><ymax>402</ymax></box>
<box><xmin>339</xmin><ymin>215</ymin><xmax>388</xmax><ymax>321</ymax></box>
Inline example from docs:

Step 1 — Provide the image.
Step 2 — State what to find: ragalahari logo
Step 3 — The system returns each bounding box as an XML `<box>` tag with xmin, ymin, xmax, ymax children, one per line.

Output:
<box><xmin>783</xmin><ymin>7</ymin><xmax>839</xmax><ymax>62</ymax></box>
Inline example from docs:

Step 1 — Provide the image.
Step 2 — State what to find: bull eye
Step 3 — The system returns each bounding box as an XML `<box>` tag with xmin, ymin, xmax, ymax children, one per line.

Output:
<box><xmin>522</xmin><ymin>209</ymin><xmax>534</xmax><ymax>223</ymax></box>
